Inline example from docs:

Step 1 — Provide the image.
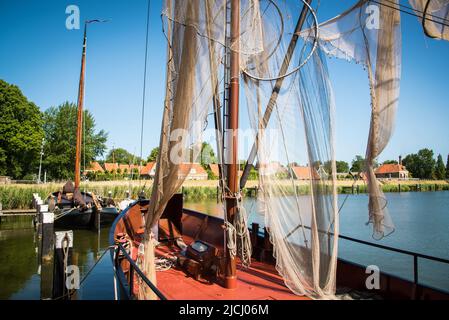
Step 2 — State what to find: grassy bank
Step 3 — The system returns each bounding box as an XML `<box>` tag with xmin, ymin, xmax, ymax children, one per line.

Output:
<box><xmin>1</xmin><ymin>180</ymin><xmax>448</xmax><ymax>210</ymax></box>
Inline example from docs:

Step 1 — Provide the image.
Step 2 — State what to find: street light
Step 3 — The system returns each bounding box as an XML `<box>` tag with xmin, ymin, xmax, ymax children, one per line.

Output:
<box><xmin>38</xmin><ymin>138</ymin><xmax>45</xmax><ymax>184</ymax></box>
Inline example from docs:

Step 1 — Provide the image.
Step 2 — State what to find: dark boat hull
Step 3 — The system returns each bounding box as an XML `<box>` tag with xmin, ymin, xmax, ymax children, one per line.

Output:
<box><xmin>100</xmin><ymin>207</ymin><xmax>119</xmax><ymax>226</ymax></box>
<box><xmin>54</xmin><ymin>208</ymin><xmax>94</xmax><ymax>229</ymax></box>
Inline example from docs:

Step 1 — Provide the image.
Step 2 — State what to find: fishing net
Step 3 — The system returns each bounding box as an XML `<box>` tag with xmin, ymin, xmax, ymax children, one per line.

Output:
<box><xmin>241</xmin><ymin>0</ymin><xmax>338</xmax><ymax>299</ymax></box>
<box><xmin>303</xmin><ymin>0</ymin><xmax>401</xmax><ymax>240</ymax></box>
<box><xmin>409</xmin><ymin>0</ymin><xmax>449</xmax><ymax>40</ymax></box>
<box><xmin>140</xmin><ymin>0</ymin><xmax>263</xmax><ymax>299</ymax></box>
<box><xmin>142</xmin><ymin>0</ymin><xmax>401</xmax><ymax>300</ymax></box>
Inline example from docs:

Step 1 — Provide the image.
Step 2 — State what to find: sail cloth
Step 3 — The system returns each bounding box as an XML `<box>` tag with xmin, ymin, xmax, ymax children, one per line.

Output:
<box><xmin>409</xmin><ymin>0</ymin><xmax>449</xmax><ymax>40</ymax></box>
<box><xmin>302</xmin><ymin>0</ymin><xmax>401</xmax><ymax>239</ymax></box>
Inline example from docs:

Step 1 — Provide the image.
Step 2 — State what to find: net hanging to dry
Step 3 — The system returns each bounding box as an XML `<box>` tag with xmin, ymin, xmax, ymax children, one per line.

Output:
<box><xmin>409</xmin><ymin>0</ymin><xmax>449</xmax><ymax>40</ymax></box>
<box><xmin>302</xmin><ymin>0</ymin><xmax>402</xmax><ymax>240</ymax></box>
<box><xmin>140</xmin><ymin>0</ymin><xmax>264</xmax><ymax>299</ymax></box>
<box><xmin>241</xmin><ymin>0</ymin><xmax>339</xmax><ymax>299</ymax></box>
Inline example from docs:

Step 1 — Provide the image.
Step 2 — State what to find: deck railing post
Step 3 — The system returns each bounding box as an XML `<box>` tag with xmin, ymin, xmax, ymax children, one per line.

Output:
<box><xmin>413</xmin><ymin>255</ymin><xmax>419</xmax><ymax>300</ymax></box>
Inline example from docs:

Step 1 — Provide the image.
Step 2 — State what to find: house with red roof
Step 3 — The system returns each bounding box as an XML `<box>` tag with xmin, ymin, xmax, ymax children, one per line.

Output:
<box><xmin>375</xmin><ymin>164</ymin><xmax>409</xmax><ymax>179</ymax></box>
<box><xmin>140</xmin><ymin>162</ymin><xmax>156</xmax><ymax>178</ymax></box>
<box><xmin>84</xmin><ymin>161</ymin><xmax>104</xmax><ymax>174</ymax></box>
<box><xmin>178</xmin><ymin>163</ymin><xmax>208</xmax><ymax>180</ymax></box>
<box><xmin>118</xmin><ymin>164</ymin><xmax>131</xmax><ymax>174</ymax></box>
<box><xmin>290</xmin><ymin>166</ymin><xmax>320</xmax><ymax>180</ymax></box>
<box><xmin>104</xmin><ymin>163</ymin><xmax>119</xmax><ymax>173</ymax></box>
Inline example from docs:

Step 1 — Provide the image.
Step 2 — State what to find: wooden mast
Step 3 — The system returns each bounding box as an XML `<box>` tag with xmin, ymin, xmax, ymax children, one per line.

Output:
<box><xmin>224</xmin><ymin>0</ymin><xmax>240</xmax><ymax>290</ymax></box>
<box><xmin>74</xmin><ymin>23</ymin><xmax>87</xmax><ymax>190</ymax></box>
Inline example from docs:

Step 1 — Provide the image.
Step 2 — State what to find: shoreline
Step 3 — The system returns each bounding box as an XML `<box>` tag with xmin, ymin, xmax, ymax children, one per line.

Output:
<box><xmin>1</xmin><ymin>179</ymin><xmax>448</xmax><ymax>210</ymax></box>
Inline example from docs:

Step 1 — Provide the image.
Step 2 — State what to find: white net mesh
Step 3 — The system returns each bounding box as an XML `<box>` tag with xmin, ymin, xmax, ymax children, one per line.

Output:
<box><xmin>409</xmin><ymin>0</ymin><xmax>449</xmax><ymax>40</ymax></box>
<box><xmin>304</xmin><ymin>0</ymin><xmax>402</xmax><ymax>240</ymax></box>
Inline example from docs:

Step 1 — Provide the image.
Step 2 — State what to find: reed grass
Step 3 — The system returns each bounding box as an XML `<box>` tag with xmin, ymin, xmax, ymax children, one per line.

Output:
<box><xmin>1</xmin><ymin>181</ymin><xmax>448</xmax><ymax>210</ymax></box>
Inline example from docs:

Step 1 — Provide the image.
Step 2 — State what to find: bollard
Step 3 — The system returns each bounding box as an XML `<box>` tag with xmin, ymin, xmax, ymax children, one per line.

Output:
<box><xmin>40</xmin><ymin>211</ymin><xmax>54</xmax><ymax>300</ymax></box>
<box><xmin>53</xmin><ymin>231</ymin><xmax>74</xmax><ymax>300</ymax></box>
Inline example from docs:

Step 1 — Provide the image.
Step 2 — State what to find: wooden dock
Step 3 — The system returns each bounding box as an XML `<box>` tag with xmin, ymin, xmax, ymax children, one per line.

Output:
<box><xmin>0</xmin><ymin>208</ymin><xmax>36</xmax><ymax>223</ymax></box>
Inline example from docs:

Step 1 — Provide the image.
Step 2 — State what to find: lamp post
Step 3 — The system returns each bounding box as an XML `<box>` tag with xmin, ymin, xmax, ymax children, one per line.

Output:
<box><xmin>38</xmin><ymin>138</ymin><xmax>45</xmax><ymax>184</ymax></box>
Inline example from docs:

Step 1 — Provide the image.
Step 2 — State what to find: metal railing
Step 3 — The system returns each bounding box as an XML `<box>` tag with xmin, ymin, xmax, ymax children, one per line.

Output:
<box><xmin>275</xmin><ymin>220</ymin><xmax>449</xmax><ymax>291</ymax></box>
<box><xmin>113</xmin><ymin>243</ymin><xmax>167</xmax><ymax>300</ymax></box>
<box><xmin>337</xmin><ymin>233</ymin><xmax>449</xmax><ymax>288</ymax></box>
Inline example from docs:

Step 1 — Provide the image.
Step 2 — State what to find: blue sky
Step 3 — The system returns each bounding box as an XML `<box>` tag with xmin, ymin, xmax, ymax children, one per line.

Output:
<box><xmin>0</xmin><ymin>0</ymin><xmax>448</xmax><ymax>164</ymax></box>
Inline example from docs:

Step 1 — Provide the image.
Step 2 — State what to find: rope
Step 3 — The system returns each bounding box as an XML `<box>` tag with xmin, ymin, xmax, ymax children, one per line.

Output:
<box><xmin>223</xmin><ymin>191</ymin><xmax>253</xmax><ymax>268</ymax></box>
<box><xmin>234</xmin><ymin>197</ymin><xmax>253</xmax><ymax>268</ymax></box>
<box><xmin>54</xmin><ymin>207</ymin><xmax>77</xmax><ymax>221</ymax></box>
<box><xmin>155</xmin><ymin>256</ymin><xmax>175</xmax><ymax>272</ymax></box>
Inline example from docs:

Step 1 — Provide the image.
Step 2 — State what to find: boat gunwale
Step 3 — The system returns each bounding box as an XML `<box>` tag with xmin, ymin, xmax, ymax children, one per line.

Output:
<box><xmin>109</xmin><ymin>203</ymin><xmax>449</xmax><ymax>300</ymax></box>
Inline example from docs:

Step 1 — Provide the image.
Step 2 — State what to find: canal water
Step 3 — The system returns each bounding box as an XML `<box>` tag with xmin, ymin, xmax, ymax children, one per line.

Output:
<box><xmin>0</xmin><ymin>192</ymin><xmax>448</xmax><ymax>299</ymax></box>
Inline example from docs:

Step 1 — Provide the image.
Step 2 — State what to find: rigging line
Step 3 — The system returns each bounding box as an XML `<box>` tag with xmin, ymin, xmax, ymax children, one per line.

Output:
<box><xmin>383</xmin><ymin>0</ymin><xmax>449</xmax><ymax>23</ymax></box>
<box><xmin>370</xmin><ymin>0</ymin><xmax>449</xmax><ymax>28</ymax></box>
<box><xmin>139</xmin><ymin>0</ymin><xmax>151</xmax><ymax>184</ymax></box>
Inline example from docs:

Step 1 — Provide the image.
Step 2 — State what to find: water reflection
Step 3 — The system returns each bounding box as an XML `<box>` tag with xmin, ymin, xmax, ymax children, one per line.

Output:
<box><xmin>0</xmin><ymin>192</ymin><xmax>448</xmax><ymax>299</ymax></box>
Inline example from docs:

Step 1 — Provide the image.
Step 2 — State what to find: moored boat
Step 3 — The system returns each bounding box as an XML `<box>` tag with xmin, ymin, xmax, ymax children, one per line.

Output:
<box><xmin>110</xmin><ymin>194</ymin><xmax>449</xmax><ymax>300</ymax></box>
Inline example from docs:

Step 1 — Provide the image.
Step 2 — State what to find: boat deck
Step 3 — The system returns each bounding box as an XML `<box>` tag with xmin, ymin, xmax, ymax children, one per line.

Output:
<box><xmin>155</xmin><ymin>246</ymin><xmax>309</xmax><ymax>300</ymax></box>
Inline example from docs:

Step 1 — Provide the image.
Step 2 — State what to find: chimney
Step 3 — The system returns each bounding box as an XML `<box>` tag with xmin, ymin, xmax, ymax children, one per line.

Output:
<box><xmin>399</xmin><ymin>155</ymin><xmax>402</xmax><ymax>166</ymax></box>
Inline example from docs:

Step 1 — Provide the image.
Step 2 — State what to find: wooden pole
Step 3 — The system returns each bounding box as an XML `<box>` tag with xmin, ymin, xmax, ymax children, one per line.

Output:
<box><xmin>223</xmin><ymin>0</ymin><xmax>239</xmax><ymax>290</ymax></box>
<box><xmin>40</xmin><ymin>211</ymin><xmax>54</xmax><ymax>300</ymax></box>
<box><xmin>75</xmin><ymin>24</ymin><xmax>88</xmax><ymax>190</ymax></box>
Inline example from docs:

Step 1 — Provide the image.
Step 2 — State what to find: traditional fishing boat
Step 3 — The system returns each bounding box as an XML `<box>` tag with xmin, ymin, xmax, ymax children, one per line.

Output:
<box><xmin>110</xmin><ymin>0</ymin><xmax>449</xmax><ymax>300</ymax></box>
<box><xmin>47</xmin><ymin>20</ymin><xmax>119</xmax><ymax>229</ymax></box>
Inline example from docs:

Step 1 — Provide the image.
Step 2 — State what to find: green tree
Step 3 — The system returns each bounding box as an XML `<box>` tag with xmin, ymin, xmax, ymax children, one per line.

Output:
<box><xmin>446</xmin><ymin>155</ymin><xmax>449</xmax><ymax>180</ymax></box>
<box><xmin>336</xmin><ymin>161</ymin><xmax>349</xmax><ymax>173</ymax></box>
<box><xmin>402</xmin><ymin>149</ymin><xmax>435</xmax><ymax>180</ymax></box>
<box><xmin>43</xmin><ymin>102</ymin><xmax>107</xmax><ymax>180</ymax></box>
<box><xmin>350</xmin><ymin>155</ymin><xmax>365</xmax><ymax>172</ymax></box>
<box><xmin>0</xmin><ymin>80</ymin><xmax>45</xmax><ymax>178</ymax></box>
<box><xmin>383</xmin><ymin>160</ymin><xmax>398</xmax><ymax>165</ymax></box>
<box><xmin>200</xmin><ymin>142</ymin><xmax>217</xmax><ymax>167</ymax></box>
<box><xmin>147</xmin><ymin>147</ymin><xmax>160</xmax><ymax>162</ymax></box>
<box><xmin>106</xmin><ymin>148</ymin><xmax>141</xmax><ymax>165</ymax></box>
<box><xmin>435</xmin><ymin>154</ymin><xmax>446</xmax><ymax>180</ymax></box>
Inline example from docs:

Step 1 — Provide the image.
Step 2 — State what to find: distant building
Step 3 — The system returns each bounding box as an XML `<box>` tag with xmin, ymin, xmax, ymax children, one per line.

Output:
<box><xmin>375</xmin><ymin>164</ymin><xmax>409</xmax><ymax>179</ymax></box>
<box><xmin>84</xmin><ymin>162</ymin><xmax>104</xmax><ymax>175</ymax></box>
<box><xmin>104</xmin><ymin>163</ymin><xmax>119</xmax><ymax>173</ymax></box>
<box><xmin>178</xmin><ymin>163</ymin><xmax>208</xmax><ymax>180</ymax></box>
<box><xmin>0</xmin><ymin>176</ymin><xmax>11</xmax><ymax>185</ymax></box>
<box><xmin>257</xmin><ymin>162</ymin><xmax>288</xmax><ymax>176</ymax></box>
<box><xmin>140</xmin><ymin>162</ymin><xmax>156</xmax><ymax>178</ymax></box>
<box><xmin>118</xmin><ymin>164</ymin><xmax>131</xmax><ymax>174</ymax></box>
<box><xmin>290</xmin><ymin>166</ymin><xmax>320</xmax><ymax>180</ymax></box>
